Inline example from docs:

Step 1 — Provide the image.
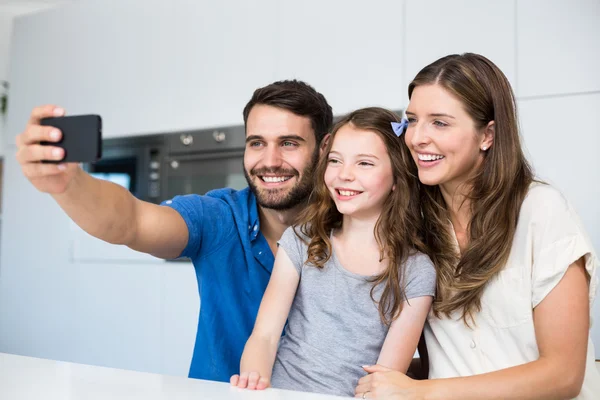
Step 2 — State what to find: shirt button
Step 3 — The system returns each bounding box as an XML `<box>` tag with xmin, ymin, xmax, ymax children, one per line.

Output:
<box><xmin>258</xmin><ymin>251</ymin><xmax>262</xmax><ymax>255</ymax></box>
<box><xmin>253</xmin><ymin>226</ymin><xmax>258</xmax><ymax>231</ymax></box>
<box><xmin>470</xmin><ymin>340</ymin><xmax>476</xmax><ymax>349</ymax></box>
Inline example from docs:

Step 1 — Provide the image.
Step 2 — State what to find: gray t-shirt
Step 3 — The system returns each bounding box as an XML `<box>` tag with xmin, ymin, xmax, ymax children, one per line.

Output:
<box><xmin>270</xmin><ymin>227</ymin><xmax>436</xmax><ymax>397</ymax></box>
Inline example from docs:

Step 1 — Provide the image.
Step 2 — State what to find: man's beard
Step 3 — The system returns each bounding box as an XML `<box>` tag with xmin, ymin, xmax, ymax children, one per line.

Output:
<box><xmin>245</xmin><ymin>151</ymin><xmax>318</xmax><ymax>211</ymax></box>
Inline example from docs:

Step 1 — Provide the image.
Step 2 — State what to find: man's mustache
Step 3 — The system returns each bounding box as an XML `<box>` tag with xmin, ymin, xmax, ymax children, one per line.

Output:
<box><xmin>250</xmin><ymin>167</ymin><xmax>299</xmax><ymax>177</ymax></box>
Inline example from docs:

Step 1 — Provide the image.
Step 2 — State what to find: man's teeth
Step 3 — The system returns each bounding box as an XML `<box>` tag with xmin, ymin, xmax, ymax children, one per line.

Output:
<box><xmin>339</xmin><ymin>190</ymin><xmax>360</xmax><ymax>196</ymax></box>
<box><xmin>262</xmin><ymin>176</ymin><xmax>291</xmax><ymax>183</ymax></box>
<box><xmin>418</xmin><ymin>154</ymin><xmax>445</xmax><ymax>161</ymax></box>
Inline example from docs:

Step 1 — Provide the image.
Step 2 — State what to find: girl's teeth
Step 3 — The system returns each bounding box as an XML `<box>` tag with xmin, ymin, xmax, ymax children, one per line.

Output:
<box><xmin>262</xmin><ymin>176</ymin><xmax>291</xmax><ymax>183</ymax></box>
<box><xmin>339</xmin><ymin>190</ymin><xmax>359</xmax><ymax>196</ymax></box>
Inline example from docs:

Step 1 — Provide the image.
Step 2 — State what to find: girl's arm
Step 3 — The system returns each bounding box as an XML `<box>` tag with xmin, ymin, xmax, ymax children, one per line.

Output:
<box><xmin>230</xmin><ymin>247</ymin><xmax>300</xmax><ymax>390</ymax></box>
<box><xmin>375</xmin><ymin>296</ymin><xmax>434</xmax><ymax>373</ymax></box>
<box><xmin>356</xmin><ymin>258</ymin><xmax>590</xmax><ymax>400</ymax></box>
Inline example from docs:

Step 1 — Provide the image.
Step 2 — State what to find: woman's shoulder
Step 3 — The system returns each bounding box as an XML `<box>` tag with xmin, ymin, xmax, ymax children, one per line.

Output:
<box><xmin>520</xmin><ymin>182</ymin><xmax>572</xmax><ymax>221</ymax></box>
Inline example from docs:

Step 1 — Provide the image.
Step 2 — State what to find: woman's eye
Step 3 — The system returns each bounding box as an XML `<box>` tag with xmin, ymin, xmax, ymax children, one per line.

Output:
<box><xmin>407</xmin><ymin>117</ymin><xmax>417</xmax><ymax>124</ymax></box>
<box><xmin>433</xmin><ymin>120</ymin><xmax>448</xmax><ymax>127</ymax></box>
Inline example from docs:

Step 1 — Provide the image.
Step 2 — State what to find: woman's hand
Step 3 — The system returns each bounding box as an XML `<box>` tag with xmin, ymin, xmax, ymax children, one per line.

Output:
<box><xmin>355</xmin><ymin>364</ymin><xmax>425</xmax><ymax>399</ymax></box>
<box><xmin>230</xmin><ymin>371</ymin><xmax>270</xmax><ymax>390</ymax></box>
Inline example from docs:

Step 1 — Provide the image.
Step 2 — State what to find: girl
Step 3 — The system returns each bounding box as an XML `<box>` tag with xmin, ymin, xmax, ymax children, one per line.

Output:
<box><xmin>230</xmin><ymin>107</ymin><xmax>436</xmax><ymax>397</ymax></box>
<box><xmin>356</xmin><ymin>53</ymin><xmax>600</xmax><ymax>399</ymax></box>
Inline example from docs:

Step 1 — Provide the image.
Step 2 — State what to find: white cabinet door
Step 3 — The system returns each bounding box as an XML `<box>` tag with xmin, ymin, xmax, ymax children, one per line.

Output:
<box><xmin>519</xmin><ymin>93</ymin><xmax>600</xmax><ymax>357</ymax></box>
<box><xmin>517</xmin><ymin>0</ymin><xmax>600</xmax><ymax>98</ymax></box>
<box><xmin>274</xmin><ymin>0</ymin><xmax>405</xmax><ymax>114</ymax></box>
<box><xmin>5</xmin><ymin>0</ymin><xmax>278</xmax><ymax>145</ymax></box>
<box><xmin>404</xmin><ymin>0</ymin><xmax>516</xmax><ymax>106</ymax></box>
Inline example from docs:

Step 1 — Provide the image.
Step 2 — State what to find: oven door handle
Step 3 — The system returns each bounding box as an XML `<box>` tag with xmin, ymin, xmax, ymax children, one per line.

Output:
<box><xmin>165</xmin><ymin>149</ymin><xmax>244</xmax><ymax>163</ymax></box>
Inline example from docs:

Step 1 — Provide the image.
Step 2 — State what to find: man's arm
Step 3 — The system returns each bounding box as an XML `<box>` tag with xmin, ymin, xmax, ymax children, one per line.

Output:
<box><xmin>16</xmin><ymin>105</ymin><xmax>189</xmax><ymax>260</ymax></box>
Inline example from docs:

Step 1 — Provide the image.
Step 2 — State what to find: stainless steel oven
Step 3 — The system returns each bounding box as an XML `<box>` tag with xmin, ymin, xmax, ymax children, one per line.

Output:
<box><xmin>85</xmin><ymin>124</ymin><xmax>247</xmax><ymax>204</ymax></box>
<box><xmin>163</xmin><ymin>125</ymin><xmax>247</xmax><ymax>199</ymax></box>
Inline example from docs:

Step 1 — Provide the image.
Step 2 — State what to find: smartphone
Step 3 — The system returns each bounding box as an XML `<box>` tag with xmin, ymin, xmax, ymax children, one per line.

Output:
<box><xmin>40</xmin><ymin>114</ymin><xmax>102</xmax><ymax>163</ymax></box>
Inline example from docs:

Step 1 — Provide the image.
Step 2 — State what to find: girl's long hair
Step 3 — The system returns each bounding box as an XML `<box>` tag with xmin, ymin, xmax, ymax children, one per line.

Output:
<box><xmin>408</xmin><ymin>53</ymin><xmax>535</xmax><ymax>324</ymax></box>
<box><xmin>294</xmin><ymin>107</ymin><xmax>428</xmax><ymax>325</ymax></box>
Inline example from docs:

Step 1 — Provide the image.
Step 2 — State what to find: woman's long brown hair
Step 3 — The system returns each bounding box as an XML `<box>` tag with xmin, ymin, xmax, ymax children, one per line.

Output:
<box><xmin>408</xmin><ymin>53</ymin><xmax>535</xmax><ymax>325</ymax></box>
<box><xmin>294</xmin><ymin>107</ymin><xmax>428</xmax><ymax>325</ymax></box>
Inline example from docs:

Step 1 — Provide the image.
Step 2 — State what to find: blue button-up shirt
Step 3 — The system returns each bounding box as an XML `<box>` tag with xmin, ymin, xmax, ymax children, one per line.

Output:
<box><xmin>163</xmin><ymin>187</ymin><xmax>274</xmax><ymax>381</ymax></box>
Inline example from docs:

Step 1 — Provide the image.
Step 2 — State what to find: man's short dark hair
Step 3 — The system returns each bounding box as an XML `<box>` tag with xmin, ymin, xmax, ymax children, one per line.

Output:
<box><xmin>242</xmin><ymin>80</ymin><xmax>333</xmax><ymax>144</ymax></box>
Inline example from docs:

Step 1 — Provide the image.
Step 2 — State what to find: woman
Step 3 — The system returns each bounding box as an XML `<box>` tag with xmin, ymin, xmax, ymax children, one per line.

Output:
<box><xmin>355</xmin><ymin>53</ymin><xmax>599</xmax><ymax>399</ymax></box>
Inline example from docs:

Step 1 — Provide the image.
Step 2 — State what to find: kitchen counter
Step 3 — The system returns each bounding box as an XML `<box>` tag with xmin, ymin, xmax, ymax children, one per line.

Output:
<box><xmin>0</xmin><ymin>353</ymin><xmax>350</xmax><ymax>400</ymax></box>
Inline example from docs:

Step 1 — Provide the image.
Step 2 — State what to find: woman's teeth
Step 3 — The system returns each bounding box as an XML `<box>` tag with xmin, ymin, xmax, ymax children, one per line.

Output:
<box><xmin>418</xmin><ymin>154</ymin><xmax>445</xmax><ymax>161</ymax></box>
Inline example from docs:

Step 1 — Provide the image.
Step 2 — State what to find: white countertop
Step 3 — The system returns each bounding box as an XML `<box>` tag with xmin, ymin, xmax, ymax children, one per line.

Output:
<box><xmin>0</xmin><ymin>353</ymin><xmax>351</xmax><ymax>400</ymax></box>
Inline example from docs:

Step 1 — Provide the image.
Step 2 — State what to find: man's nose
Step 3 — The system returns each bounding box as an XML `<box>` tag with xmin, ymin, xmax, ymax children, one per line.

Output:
<box><xmin>262</xmin><ymin>146</ymin><xmax>282</xmax><ymax>167</ymax></box>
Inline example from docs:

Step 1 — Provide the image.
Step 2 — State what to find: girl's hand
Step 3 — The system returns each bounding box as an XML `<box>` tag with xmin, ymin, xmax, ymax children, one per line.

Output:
<box><xmin>230</xmin><ymin>371</ymin><xmax>270</xmax><ymax>390</ymax></box>
<box><xmin>355</xmin><ymin>364</ymin><xmax>425</xmax><ymax>399</ymax></box>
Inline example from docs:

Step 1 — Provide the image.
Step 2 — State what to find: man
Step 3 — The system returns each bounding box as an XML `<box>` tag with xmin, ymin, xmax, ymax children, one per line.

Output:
<box><xmin>15</xmin><ymin>80</ymin><xmax>333</xmax><ymax>382</ymax></box>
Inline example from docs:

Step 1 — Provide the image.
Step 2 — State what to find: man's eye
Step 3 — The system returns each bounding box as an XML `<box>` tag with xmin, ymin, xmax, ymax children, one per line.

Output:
<box><xmin>282</xmin><ymin>141</ymin><xmax>297</xmax><ymax>147</ymax></box>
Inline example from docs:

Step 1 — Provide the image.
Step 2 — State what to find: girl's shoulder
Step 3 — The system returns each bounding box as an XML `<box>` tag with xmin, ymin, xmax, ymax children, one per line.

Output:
<box><xmin>281</xmin><ymin>224</ymin><xmax>312</xmax><ymax>246</ymax></box>
<box><xmin>404</xmin><ymin>251</ymin><xmax>437</xmax><ymax>277</ymax></box>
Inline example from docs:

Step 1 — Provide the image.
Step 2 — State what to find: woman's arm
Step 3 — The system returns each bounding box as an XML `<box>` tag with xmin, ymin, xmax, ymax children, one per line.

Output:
<box><xmin>230</xmin><ymin>247</ymin><xmax>300</xmax><ymax>390</ymax></box>
<box><xmin>376</xmin><ymin>296</ymin><xmax>433</xmax><ymax>373</ymax></box>
<box><xmin>356</xmin><ymin>258</ymin><xmax>590</xmax><ymax>400</ymax></box>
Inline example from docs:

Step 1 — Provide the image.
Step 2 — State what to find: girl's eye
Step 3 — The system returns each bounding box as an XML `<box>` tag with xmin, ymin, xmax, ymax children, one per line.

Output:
<box><xmin>327</xmin><ymin>158</ymin><xmax>340</xmax><ymax>164</ymax></box>
<box><xmin>358</xmin><ymin>162</ymin><xmax>374</xmax><ymax>167</ymax></box>
<box><xmin>433</xmin><ymin>120</ymin><xmax>448</xmax><ymax>127</ymax></box>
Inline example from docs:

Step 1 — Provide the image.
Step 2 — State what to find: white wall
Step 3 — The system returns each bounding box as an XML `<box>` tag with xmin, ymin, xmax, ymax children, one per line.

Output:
<box><xmin>0</xmin><ymin>2</ymin><xmax>73</xmax><ymax>156</ymax></box>
<box><xmin>0</xmin><ymin>0</ymin><xmax>599</xmax><ymax>377</ymax></box>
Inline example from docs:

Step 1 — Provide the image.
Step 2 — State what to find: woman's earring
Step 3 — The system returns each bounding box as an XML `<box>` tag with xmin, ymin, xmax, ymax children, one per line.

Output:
<box><xmin>482</xmin><ymin>146</ymin><xmax>487</xmax><ymax>151</ymax></box>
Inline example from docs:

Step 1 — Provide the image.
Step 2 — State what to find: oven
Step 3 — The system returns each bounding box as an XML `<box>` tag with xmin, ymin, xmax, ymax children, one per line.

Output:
<box><xmin>163</xmin><ymin>126</ymin><xmax>247</xmax><ymax>199</ymax></box>
<box><xmin>84</xmin><ymin>124</ymin><xmax>248</xmax><ymax>204</ymax></box>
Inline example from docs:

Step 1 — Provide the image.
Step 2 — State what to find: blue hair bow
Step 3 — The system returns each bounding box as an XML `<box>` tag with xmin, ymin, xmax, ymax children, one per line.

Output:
<box><xmin>391</xmin><ymin>118</ymin><xmax>409</xmax><ymax>137</ymax></box>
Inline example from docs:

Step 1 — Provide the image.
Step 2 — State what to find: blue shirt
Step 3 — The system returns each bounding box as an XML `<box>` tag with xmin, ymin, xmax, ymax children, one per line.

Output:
<box><xmin>163</xmin><ymin>187</ymin><xmax>274</xmax><ymax>382</ymax></box>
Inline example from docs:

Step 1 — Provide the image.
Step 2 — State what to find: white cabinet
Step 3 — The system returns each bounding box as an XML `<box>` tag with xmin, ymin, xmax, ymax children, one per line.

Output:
<box><xmin>404</xmin><ymin>0</ymin><xmax>516</xmax><ymax>106</ymax></box>
<box><xmin>274</xmin><ymin>0</ymin><xmax>405</xmax><ymax>114</ymax></box>
<box><xmin>5</xmin><ymin>0</ymin><xmax>278</xmax><ymax>145</ymax></box>
<box><xmin>519</xmin><ymin>93</ymin><xmax>600</xmax><ymax>357</ymax></box>
<box><xmin>517</xmin><ymin>0</ymin><xmax>600</xmax><ymax>98</ymax></box>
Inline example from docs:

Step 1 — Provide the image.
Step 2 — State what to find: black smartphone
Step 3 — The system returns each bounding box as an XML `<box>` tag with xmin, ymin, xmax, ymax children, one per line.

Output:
<box><xmin>40</xmin><ymin>114</ymin><xmax>102</xmax><ymax>163</ymax></box>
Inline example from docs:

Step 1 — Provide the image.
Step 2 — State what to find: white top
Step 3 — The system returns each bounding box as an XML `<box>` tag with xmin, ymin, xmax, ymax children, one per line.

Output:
<box><xmin>425</xmin><ymin>183</ymin><xmax>600</xmax><ymax>399</ymax></box>
<box><xmin>0</xmin><ymin>352</ymin><xmax>350</xmax><ymax>400</ymax></box>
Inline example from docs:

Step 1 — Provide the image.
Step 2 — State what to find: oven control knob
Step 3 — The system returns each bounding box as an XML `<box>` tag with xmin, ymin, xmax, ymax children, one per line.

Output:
<box><xmin>180</xmin><ymin>134</ymin><xmax>194</xmax><ymax>146</ymax></box>
<box><xmin>170</xmin><ymin>160</ymin><xmax>179</xmax><ymax>169</ymax></box>
<box><xmin>150</xmin><ymin>161</ymin><xmax>160</xmax><ymax>170</ymax></box>
<box><xmin>213</xmin><ymin>130</ymin><xmax>226</xmax><ymax>143</ymax></box>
